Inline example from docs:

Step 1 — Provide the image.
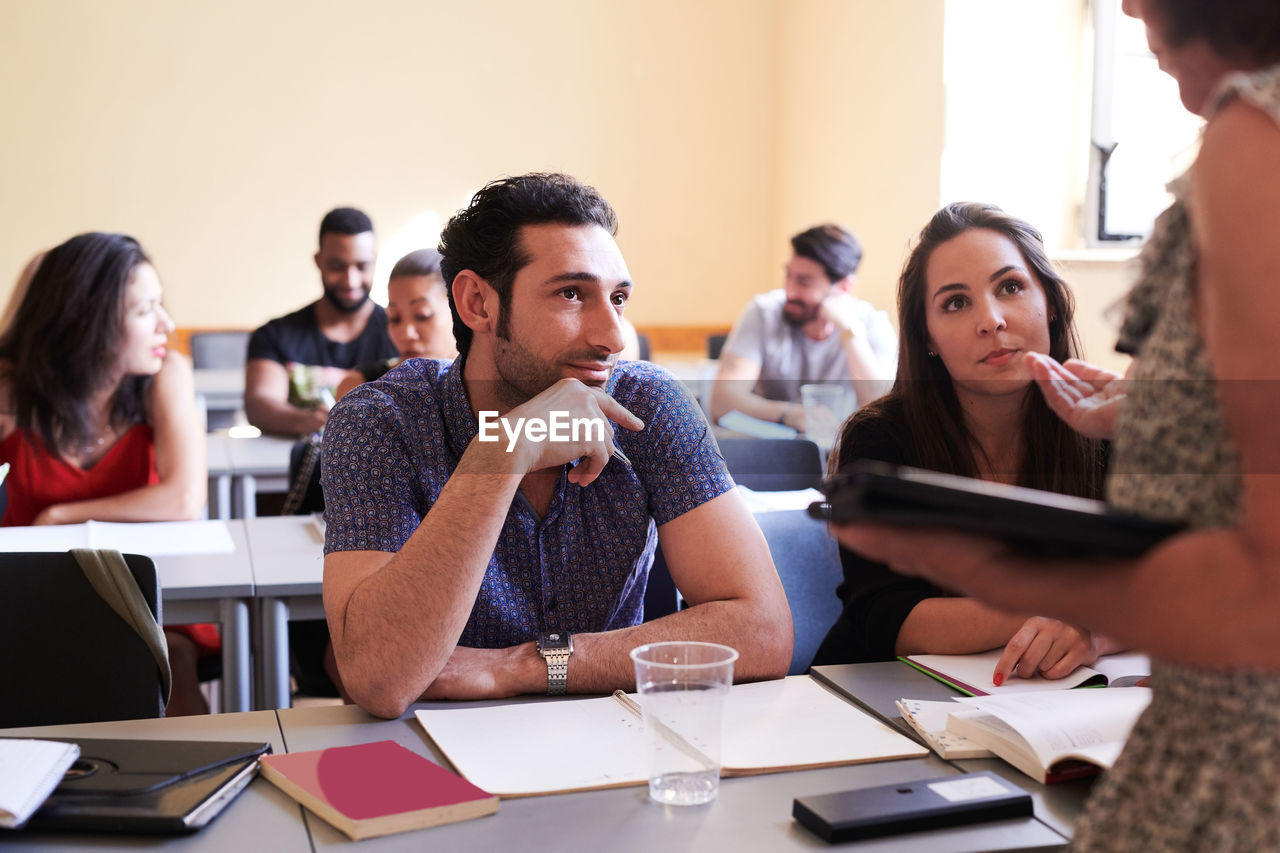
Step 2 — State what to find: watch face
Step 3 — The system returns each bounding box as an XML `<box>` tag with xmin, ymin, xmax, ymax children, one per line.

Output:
<box><xmin>539</xmin><ymin>631</ymin><xmax>572</xmax><ymax>653</ymax></box>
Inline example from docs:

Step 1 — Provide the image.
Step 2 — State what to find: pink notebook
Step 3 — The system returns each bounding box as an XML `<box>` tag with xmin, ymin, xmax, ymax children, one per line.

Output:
<box><xmin>259</xmin><ymin>740</ymin><xmax>497</xmax><ymax>840</ymax></box>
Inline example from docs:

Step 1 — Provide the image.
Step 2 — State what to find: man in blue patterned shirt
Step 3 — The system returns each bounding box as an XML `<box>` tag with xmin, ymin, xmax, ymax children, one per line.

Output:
<box><xmin>322</xmin><ymin>173</ymin><xmax>792</xmax><ymax>717</ymax></box>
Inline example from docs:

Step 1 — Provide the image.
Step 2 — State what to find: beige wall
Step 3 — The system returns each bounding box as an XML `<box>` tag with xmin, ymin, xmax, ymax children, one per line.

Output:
<box><xmin>0</xmin><ymin>0</ymin><xmax>776</xmax><ymax>330</ymax></box>
<box><xmin>773</xmin><ymin>1</ymin><xmax>945</xmax><ymax>326</ymax></box>
<box><xmin>0</xmin><ymin>0</ymin><xmax>1135</xmax><ymax>361</ymax></box>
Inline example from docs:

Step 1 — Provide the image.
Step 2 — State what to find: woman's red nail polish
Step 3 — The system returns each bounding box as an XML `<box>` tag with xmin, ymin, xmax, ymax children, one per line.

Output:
<box><xmin>993</xmin><ymin>673</ymin><xmax>1004</xmax><ymax>686</ymax></box>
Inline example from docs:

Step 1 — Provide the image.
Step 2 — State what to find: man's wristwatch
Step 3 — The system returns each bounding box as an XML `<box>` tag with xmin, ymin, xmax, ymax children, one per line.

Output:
<box><xmin>537</xmin><ymin>631</ymin><xmax>573</xmax><ymax>695</ymax></box>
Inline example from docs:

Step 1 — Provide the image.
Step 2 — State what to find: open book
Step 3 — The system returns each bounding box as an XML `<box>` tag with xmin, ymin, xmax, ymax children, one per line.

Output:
<box><xmin>902</xmin><ymin>650</ymin><xmax>1151</xmax><ymax>696</ymax></box>
<box><xmin>946</xmin><ymin>688</ymin><xmax>1152</xmax><ymax>784</ymax></box>
<box><xmin>0</xmin><ymin>520</ymin><xmax>235</xmax><ymax>556</ymax></box>
<box><xmin>895</xmin><ymin>699</ymin><xmax>992</xmax><ymax>760</ymax></box>
<box><xmin>414</xmin><ymin>676</ymin><xmax>926</xmax><ymax>798</ymax></box>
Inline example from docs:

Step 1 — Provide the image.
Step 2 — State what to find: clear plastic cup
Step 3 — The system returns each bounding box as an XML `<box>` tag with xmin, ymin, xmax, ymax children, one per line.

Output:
<box><xmin>629</xmin><ymin>641</ymin><xmax>739</xmax><ymax>806</ymax></box>
<box><xmin>800</xmin><ymin>383</ymin><xmax>853</xmax><ymax>452</ymax></box>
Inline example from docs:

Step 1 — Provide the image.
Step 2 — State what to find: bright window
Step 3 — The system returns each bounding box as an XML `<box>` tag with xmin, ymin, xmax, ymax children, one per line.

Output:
<box><xmin>1086</xmin><ymin>0</ymin><xmax>1202</xmax><ymax>243</ymax></box>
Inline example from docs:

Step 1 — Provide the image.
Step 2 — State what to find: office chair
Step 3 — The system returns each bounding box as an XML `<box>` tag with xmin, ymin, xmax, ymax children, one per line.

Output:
<box><xmin>635</xmin><ymin>332</ymin><xmax>653</xmax><ymax>362</ymax></box>
<box><xmin>755</xmin><ymin>510</ymin><xmax>844</xmax><ymax>676</ymax></box>
<box><xmin>0</xmin><ymin>552</ymin><xmax>167</xmax><ymax>727</ymax></box>
<box><xmin>189</xmin><ymin>331</ymin><xmax>250</xmax><ymax>370</ymax></box>
<box><xmin>707</xmin><ymin>334</ymin><xmax>729</xmax><ymax>360</ymax></box>
<box><xmin>717</xmin><ymin>437</ymin><xmax>824</xmax><ymax>491</ymax></box>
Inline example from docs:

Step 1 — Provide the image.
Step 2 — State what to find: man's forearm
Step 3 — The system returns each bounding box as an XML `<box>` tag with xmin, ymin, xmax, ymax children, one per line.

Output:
<box><xmin>244</xmin><ymin>395</ymin><xmax>325</xmax><ymax>436</ymax></box>
<box><xmin>561</xmin><ymin>595</ymin><xmax>793</xmax><ymax>694</ymax></box>
<box><xmin>840</xmin><ymin>335</ymin><xmax>893</xmax><ymax>408</ymax></box>
<box><xmin>334</xmin><ymin>441</ymin><xmax>525</xmax><ymax>716</ymax></box>
<box><xmin>710</xmin><ymin>382</ymin><xmax>792</xmax><ymax>426</ymax></box>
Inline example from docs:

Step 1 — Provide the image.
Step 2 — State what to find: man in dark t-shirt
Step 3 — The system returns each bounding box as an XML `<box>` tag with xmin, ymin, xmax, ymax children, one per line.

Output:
<box><xmin>245</xmin><ymin>207</ymin><xmax>398</xmax><ymax>435</ymax></box>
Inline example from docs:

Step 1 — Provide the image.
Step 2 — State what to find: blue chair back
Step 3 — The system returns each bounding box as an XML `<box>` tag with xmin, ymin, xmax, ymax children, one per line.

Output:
<box><xmin>190</xmin><ymin>331</ymin><xmax>250</xmax><ymax>370</ymax></box>
<box><xmin>755</xmin><ymin>510</ymin><xmax>843</xmax><ymax>675</ymax></box>
<box><xmin>718</xmin><ymin>437</ymin><xmax>824</xmax><ymax>491</ymax></box>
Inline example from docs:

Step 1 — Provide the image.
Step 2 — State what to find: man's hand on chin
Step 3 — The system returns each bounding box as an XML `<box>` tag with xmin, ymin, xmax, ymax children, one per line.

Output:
<box><xmin>419</xmin><ymin>643</ymin><xmax>545</xmax><ymax>701</ymax></box>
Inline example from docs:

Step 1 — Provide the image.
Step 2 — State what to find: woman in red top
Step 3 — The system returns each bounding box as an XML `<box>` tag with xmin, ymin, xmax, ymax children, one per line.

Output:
<box><xmin>0</xmin><ymin>232</ymin><xmax>209</xmax><ymax>715</ymax></box>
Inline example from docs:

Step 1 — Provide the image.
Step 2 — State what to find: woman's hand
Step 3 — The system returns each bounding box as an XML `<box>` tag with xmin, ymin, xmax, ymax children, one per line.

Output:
<box><xmin>1026</xmin><ymin>352</ymin><xmax>1127</xmax><ymax>441</ymax></box>
<box><xmin>993</xmin><ymin>617</ymin><xmax>1103</xmax><ymax>684</ymax></box>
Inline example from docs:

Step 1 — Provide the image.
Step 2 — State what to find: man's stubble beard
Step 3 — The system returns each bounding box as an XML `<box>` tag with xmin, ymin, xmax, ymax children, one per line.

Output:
<box><xmin>322</xmin><ymin>286</ymin><xmax>371</xmax><ymax>314</ymax></box>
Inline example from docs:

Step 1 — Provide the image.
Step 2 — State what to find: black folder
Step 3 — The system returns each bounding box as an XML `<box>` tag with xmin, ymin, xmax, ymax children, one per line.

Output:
<box><xmin>13</xmin><ymin>738</ymin><xmax>270</xmax><ymax>834</ymax></box>
<box><xmin>809</xmin><ymin>460</ymin><xmax>1183</xmax><ymax>558</ymax></box>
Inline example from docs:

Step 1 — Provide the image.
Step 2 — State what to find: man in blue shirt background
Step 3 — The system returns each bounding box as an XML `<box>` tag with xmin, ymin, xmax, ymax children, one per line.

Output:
<box><xmin>322</xmin><ymin>172</ymin><xmax>792</xmax><ymax>717</ymax></box>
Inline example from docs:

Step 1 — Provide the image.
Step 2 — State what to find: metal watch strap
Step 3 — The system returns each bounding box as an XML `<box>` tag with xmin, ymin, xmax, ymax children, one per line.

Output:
<box><xmin>543</xmin><ymin>649</ymin><xmax>570</xmax><ymax>695</ymax></box>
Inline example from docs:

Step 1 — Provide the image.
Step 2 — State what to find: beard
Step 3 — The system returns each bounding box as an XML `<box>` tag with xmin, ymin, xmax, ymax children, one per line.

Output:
<box><xmin>781</xmin><ymin>298</ymin><xmax>821</xmax><ymax>326</ymax></box>
<box><xmin>491</xmin><ymin>329</ymin><xmax>615</xmax><ymax>410</ymax></box>
<box><xmin>322</xmin><ymin>284</ymin><xmax>371</xmax><ymax>314</ymax></box>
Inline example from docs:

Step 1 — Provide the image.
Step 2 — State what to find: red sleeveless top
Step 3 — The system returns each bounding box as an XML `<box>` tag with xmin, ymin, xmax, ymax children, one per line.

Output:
<box><xmin>0</xmin><ymin>424</ymin><xmax>159</xmax><ymax>526</ymax></box>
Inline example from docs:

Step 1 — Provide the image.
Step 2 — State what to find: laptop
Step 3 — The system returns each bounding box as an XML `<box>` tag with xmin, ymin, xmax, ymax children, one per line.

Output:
<box><xmin>11</xmin><ymin>738</ymin><xmax>270</xmax><ymax>834</ymax></box>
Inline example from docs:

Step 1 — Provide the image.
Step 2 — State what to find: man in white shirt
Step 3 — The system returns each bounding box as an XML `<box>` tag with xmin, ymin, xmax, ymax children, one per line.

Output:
<box><xmin>709</xmin><ymin>224</ymin><xmax>896</xmax><ymax>431</ymax></box>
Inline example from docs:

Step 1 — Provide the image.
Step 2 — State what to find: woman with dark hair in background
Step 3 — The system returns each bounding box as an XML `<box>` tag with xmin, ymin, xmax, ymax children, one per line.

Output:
<box><xmin>0</xmin><ymin>232</ymin><xmax>210</xmax><ymax>715</ymax></box>
<box><xmin>812</xmin><ymin>203</ymin><xmax>1112</xmax><ymax>683</ymax></box>
<box><xmin>831</xmin><ymin>1</ymin><xmax>1280</xmax><ymax>846</ymax></box>
<box><xmin>335</xmin><ymin>248</ymin><xmax>458</xmax><ymax>398</ymax></box>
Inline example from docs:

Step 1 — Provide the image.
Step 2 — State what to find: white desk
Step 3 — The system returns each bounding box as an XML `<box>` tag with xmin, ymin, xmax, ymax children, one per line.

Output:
<box><xmin>0</xmin><ymin>520</ymin><xmax>256</xmax><ymax>714</ymax></box>
<box><xmin>225</xmin><ymin>434</ymin><xmax>296</xmax><ymax>518</ymax></box>
<box><xmin>242</xmin><ymin>516</ymin><xmax>325</xmax><ymax>710</ymax></box>
<box><xmin>152</xmin><ymin>522</ymin><xmax>254</xmax><ymax>714</ymax></box>
<box><xmin>277</xmin><ymin>698</ymin><xmax>1068</xmax><ymax>852</ymax></box>
<box><xmin>205</xmin><ymin>434</ymin><xmax>233</xmax><ymax>520</ymax></box>
<box><xmin>193</xmin><ymin>368</ymin><xmax>245</xmax><ymax>418</ymax></box>
<box><xmin>0</xmin><ymin>671</ymin><xmax>1074</xmax><ymax>851</ymax></box>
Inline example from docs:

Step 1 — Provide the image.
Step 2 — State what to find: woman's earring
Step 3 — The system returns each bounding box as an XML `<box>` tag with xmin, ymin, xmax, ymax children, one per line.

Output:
<box><xmin>927</xmin><ymin>349</ymin><xmax>938</xmax><ymax>357</ymax></box>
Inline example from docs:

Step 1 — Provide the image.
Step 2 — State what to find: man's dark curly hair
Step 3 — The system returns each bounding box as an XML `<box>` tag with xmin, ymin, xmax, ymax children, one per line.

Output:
<box><xmin>437</xmin><ymin>173</ymin><xmax>617</xmax><ymax>362</ymax></box>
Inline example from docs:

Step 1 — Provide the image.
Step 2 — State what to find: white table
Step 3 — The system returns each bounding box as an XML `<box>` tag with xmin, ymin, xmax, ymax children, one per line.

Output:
<box><xmin>242</xmin><ymin>516</ymin><xmax>325</xmax><ymax>710</ymax></box>
<box><xmin>152</xmin><ymin>523</ymin><xmax>255</xmax><ymax>714</ymax></box>
<box><xmin>225</xmin><ymin>434</ymin><xmax>296</xmax><ymax>518</ymax></box>
<box><xmin>205</xmin><ymin>434</ymin><xmax>233</xmax><ymax>520</ymax></box>
<box><xmin>193</xmin><ymin>367</ymin><xmax>245</xmax><ymax>423</ymax></box>
<box><xmin>0</xmin><ymin>672</ymin><xmax>1075</xmax><ymax>851</ymax></box>
<box><xmin>0</xmin><ymin>521</ymin><xmax>256</xmax><ymax>714</ymax></box>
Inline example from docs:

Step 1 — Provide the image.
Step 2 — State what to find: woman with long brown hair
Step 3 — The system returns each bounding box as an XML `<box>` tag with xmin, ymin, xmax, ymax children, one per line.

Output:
<box><xmin>812</xmin><ymin>202</ymin><xmax>1111</xmax><ymax>684</ymax></box>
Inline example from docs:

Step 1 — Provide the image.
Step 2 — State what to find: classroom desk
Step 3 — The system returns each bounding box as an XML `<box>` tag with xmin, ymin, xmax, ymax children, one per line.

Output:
<box><xmin>205</xmin><ymin>434</ymin><xmax>233</xmax><ymax>520</ymax></box>
<box><xmin>811</xmin><ymin>663</ymin><xmax>1095</xmax><ymax>840</ymax></box>
<box><xmin>224</xmin><ymin>434</ymin><xmax>295</xmax><ymax>518</ymax></box>
<box><xmin>0</xmin><ymin>711</ymin><xmax>309</xmax><ymax>853</ymax></box>
<box><xmin>155</xmin><ymin>523</ymin><xmax>255</xmax><ymax>714</ymax></box>
<box><xmin>1</xmin><ymin>676</ymin><xmax>1072</xmax><ymax>851</ymax></box>
<box><xmin>193</xmin><ymin>368</ymin><xmax>245</xmax><ymax>424</ymax></box>
<box><xmin>277</xmin><ymin>694</ymin><xmax>1067</xmax><ymax>852</ymax></box>
<box><xmin>242</xmin><ymin>515</ymin><xmax>325</xmax><ymax>710</ymax></box>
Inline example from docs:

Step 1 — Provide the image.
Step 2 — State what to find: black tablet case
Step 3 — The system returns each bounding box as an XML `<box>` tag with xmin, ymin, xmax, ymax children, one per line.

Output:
<box><xmin>810</xmin><ymin>460</ymin><xmax>1183</xmax><ymax>558</ymax></box>
<box><xmin>12</xmin><ymin>738</ymin><xmax>270</xmax><ymax>834</ymax></box>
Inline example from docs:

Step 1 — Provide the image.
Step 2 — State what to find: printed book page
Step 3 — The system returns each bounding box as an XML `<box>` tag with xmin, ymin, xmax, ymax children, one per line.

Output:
<box><xmin>956</xmin><ymin>687</ymin><xmax>1152</xmax><ymax>770</ymax></box>
<box><xmin>895</xmin><ymin>698</ymin><xmax>993</xmax><ymax>759</ymax></box>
